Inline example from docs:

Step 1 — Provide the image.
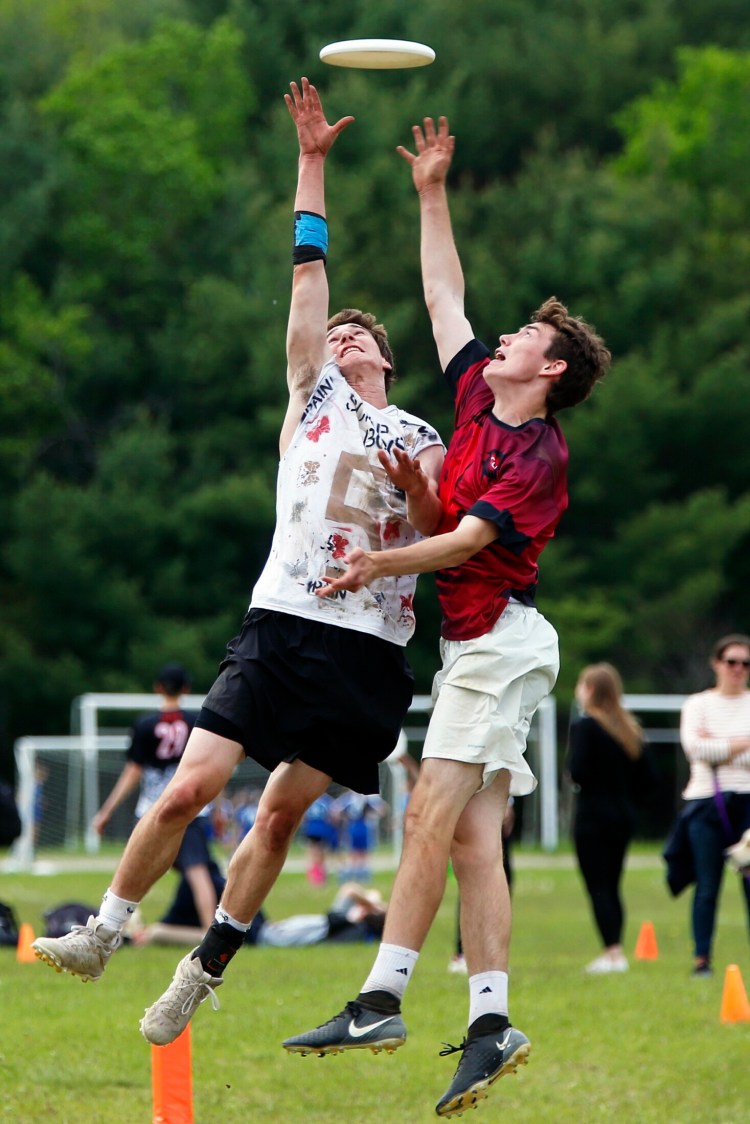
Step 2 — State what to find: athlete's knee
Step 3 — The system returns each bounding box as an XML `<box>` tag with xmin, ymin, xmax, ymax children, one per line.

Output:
<box><xmin>253</xmin><ymin>803</ymin><xmax>301</xmax><ymax>852</ymax></box>
<box><xmin>402</xmin><ymin>799</ymin><xmax>452</xmax><ymax>852</ymax></box>
<box><xmin>154</xmin><ymin>776</ymin><xmax>217</xmax><ymax>826</ymax></box>
<box><xmin>451</xmin><ymin>833</ymin><xmax>502</xmax><ymax>881</ymax></box>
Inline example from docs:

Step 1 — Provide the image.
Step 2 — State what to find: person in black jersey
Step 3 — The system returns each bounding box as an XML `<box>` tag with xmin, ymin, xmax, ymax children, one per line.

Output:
<box><xmin>85</xmin><ymin>663</ymin><xmax>220</xmax><ymax>935</ymax></box>
<box><xmin>93</xmin><ymin>663</ymin><xmax>195</xmax><ymax>839</ymax></box>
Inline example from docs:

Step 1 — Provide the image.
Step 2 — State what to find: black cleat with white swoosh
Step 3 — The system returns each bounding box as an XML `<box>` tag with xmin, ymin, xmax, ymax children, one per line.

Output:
<box><xmin>283</xmin><ymin>1000</ymin><xmax>406</xmax><ymax>1056</ymax></box>
<box><xmin>435</xmin><ymin>1025</ymin><xmax>531</xmax><ymax>1117</ymax></box>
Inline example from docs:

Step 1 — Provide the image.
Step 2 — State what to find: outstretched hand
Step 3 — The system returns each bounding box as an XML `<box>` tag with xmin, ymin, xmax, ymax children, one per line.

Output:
<box><xmin>315</xmin><ymin>548</ymin><xmax>375</xmax><ymax>598</ymax></box>
<box><xmin>396</xmin><ymin>116</ymin><xmax>455</xmax><ymax>192</ymax></box>
<box><xmin>377</xmin><ymin>446</ymin><xmax>430</xmax><ymax>497</ymax></box>
<box><xmin>285</xmin><ymin>77</ymin><xmax>354</xmax><ymax>157</ymax></box>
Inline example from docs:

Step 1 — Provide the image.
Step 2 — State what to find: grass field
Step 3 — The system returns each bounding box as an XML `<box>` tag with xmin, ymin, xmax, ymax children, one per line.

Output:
<box><xmin>1</xmin><ymin>850</ymin><xmax>749</xmax><ymax>1123</ymax></box>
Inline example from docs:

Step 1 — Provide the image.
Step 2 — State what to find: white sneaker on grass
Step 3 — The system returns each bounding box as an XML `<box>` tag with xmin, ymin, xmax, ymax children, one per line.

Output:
<box><xmin>584</xmin><ymin>953</ymin><xmax>629</xmax><ymax>974</ymax></box>
<box><xmin>32</xmin><ymin>916</ymin><xmax>121</xmax><ymax>982</ymax></box>
<box><xmin>140</xmin><ymin>951</ymin><xmax>222</xmax><ymax>1045</ymax></box>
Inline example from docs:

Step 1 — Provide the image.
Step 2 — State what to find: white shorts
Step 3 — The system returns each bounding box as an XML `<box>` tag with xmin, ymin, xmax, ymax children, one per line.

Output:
<box><xmin>422</xmin><ymin>602</ymin><xmax>559</xmax><ymax>795</ymax></box>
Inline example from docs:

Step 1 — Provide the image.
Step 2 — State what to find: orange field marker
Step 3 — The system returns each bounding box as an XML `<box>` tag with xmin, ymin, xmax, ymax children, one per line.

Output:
<box><xmin>151</xmin><ymin>1026</ymin><xmax>194</xmax><ymax>1124</ymax></box>
<box><xmin>720</xmin><ymin>964</ymin><xmax>750</xmax><ymax>1024</ymax></box>
<box><xmin>633</xmin><ymin>920</ymin><xmax>658</xmax><ymax>960</ymax></box>
<box><xmin>16</xmin><ymin>922</ymin><xmax>37</xmax><ymax>963</ymax></box>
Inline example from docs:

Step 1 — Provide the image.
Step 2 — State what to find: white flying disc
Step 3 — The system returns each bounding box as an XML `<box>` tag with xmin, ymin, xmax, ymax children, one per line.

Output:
<box><xmin>320</xmin><ymin>38</ymin><xmax>435</xmax><ymax>70</ymax></box>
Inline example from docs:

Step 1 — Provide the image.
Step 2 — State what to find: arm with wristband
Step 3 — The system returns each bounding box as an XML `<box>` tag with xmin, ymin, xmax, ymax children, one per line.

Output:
<box><xmin>279</xmin><ymin>78</ymin><xmax>354</xmax><ymax>456</ymax></box>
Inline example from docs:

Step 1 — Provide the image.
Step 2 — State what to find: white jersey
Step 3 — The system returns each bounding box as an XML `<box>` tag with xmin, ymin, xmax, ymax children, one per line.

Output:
<box><xmin>251</xmin><ymin>358</ymin><xmax>443</xmax><ymax>646</ymax></box>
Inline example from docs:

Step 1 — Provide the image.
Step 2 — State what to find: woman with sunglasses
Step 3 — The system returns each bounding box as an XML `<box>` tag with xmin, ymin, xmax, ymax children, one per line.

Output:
<box><xmin>680</xmin><ymin>634</ymin><xmax>750</xmax><ymax>976</ymax></box>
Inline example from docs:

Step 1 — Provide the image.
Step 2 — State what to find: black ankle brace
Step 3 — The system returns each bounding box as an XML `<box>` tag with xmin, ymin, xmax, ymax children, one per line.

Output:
<box><xmin>195</xmin><ymin>921</ymin><xmax>244</xmax><ymax>976</ymax></box>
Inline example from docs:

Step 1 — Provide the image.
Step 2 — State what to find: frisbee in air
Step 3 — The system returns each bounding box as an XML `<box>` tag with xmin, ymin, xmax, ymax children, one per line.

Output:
<box><xmin>320</xmin><ymin>39</ymin><xmax>436</xmax><ymax>70</ymax></box>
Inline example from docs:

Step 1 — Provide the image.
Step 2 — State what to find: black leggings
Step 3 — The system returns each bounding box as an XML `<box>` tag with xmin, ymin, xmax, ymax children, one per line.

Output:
<box><xmin>574</xmin><ymin>826</ymin><xmax>631</xmax><ymax>948</ymax></box>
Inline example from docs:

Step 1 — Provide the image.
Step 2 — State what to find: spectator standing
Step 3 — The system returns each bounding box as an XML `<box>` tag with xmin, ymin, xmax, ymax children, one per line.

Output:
<box><xmin>679</xmin><ymin>634</ymin><xmax>750</xmax><ymax>977</ymax></box>
<box><xmin>567</xmin><ymin>663</ymin><xmax>652</xmax><ymax>974</ymax></box>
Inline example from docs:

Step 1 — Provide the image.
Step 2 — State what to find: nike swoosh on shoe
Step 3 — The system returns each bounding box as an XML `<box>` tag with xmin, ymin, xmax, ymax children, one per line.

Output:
<box><xmin>348</xmin><ymin>1016</ymin><xmax>397</xmax><ymax>1038</ymax></box>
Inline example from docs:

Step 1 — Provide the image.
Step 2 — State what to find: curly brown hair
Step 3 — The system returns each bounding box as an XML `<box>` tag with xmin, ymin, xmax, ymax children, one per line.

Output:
<box><xmin>531</xmin><ymin>297</ymin><xmax>611</xmax><ymax>414</ymax></box>
<box><xmin>327</xmin><ymin>308</ymin><xmax>396</xmax><ymax>391</ymax></box>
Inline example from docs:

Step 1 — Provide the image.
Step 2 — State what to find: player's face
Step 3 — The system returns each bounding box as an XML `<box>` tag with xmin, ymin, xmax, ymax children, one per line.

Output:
<box><xmin>326</xmin><ymin>323</ymin><xmax>389</xmax><ymax>376</ymax></box>
<box><xmin>484</xmin><ymin>322</ymin><xmax>557</xmax><ymax>384</ymax></box>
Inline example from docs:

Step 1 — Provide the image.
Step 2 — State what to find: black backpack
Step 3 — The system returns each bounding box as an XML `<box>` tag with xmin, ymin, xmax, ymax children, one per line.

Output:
<box><xmin>43</xmin><ymin>902</ymin><xmax>96</xmax><ymax>938</ymax></box>
<box><xmin>0</xmin><ymin>781</ymin><xmax>21</xmax><ymax>847</ymax></box>
<box><xmin>0</xmin><ymin>901</ymin><xmax>20</xmax><ymax>947</ymax></box>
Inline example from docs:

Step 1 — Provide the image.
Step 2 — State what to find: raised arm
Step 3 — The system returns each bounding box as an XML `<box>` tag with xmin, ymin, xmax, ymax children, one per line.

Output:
<box><xmin>397</xmin><ymin>116</ymin><xmax>473</xmax><ymax>371</ymax></box>
<box><xmin>279</xmin><ymin>78</ymin><xmax>353</xmax><ymax>455</ymax></box>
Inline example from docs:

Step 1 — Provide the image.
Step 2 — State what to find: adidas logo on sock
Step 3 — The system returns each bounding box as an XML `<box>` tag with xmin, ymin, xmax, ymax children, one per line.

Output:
<box><xmin>396</xmin><ymin>967</ymin><xmax>409</xmax><ymax>976</ymax></box>
<box><xmin>479</xmin><ymin>986</ymin><xmax>493</xmax><ymax>994</ymax></box>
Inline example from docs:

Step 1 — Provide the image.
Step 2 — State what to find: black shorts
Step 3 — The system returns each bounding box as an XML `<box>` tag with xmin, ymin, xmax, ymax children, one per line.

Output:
<box><xmin>195</xmin><ymin>608</ymin><xmax>414</xmax><ymax>794</ymax></box>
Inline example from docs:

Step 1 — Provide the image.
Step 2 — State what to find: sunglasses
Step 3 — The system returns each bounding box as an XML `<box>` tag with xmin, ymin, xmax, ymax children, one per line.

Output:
<box><xmin>721</xmin><ymin>657</ymin><xmax>750</xmax><ymax>668</ymax></box>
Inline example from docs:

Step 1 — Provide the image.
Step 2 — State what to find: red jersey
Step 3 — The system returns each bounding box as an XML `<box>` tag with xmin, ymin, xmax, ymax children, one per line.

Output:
<box><xmin>435</xmin><ymin>339</ymin><xmax>568</xmax><ymax>640</ymax></box>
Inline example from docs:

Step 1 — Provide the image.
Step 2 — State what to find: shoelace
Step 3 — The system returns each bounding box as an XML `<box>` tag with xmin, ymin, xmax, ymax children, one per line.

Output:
<box><xmin>311</xmin><ymin>1001</ymin><xmax>360</xmax><ymax>1031</ymax></box>
<box><xmin>439</xmin><ymin>1038</ymin><xmax>468</xmax><ymax>1057</ymax></box>
<box><xmin>177</xmin><ymin>976</ymin><xmax>221</xmax><ymax>1016</ymax></box>
<box><xmin>68</xmin><ymin>923</ymin><xmax>121</xmax><ymax>951</ymax></box>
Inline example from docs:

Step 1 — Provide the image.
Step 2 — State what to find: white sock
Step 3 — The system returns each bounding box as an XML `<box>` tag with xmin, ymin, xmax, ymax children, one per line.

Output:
<box><xmin>361</xmin><ymin>943</ymin><xmax>419</xmax><ymax>1003</ymax></box>
<box><xmin>98</xmin><ymin>888</ymin><xmax>140</xmax><ymax>932</ymax></box>
<box><xmin>214</xmin><ymin>905</ymin><xmax>250</xmax><ymax>933</ymax></box>
<box><xmin>468</xmin><ymin>971</ymin><xmax>508</xmax><ymax>1026</ymax></box>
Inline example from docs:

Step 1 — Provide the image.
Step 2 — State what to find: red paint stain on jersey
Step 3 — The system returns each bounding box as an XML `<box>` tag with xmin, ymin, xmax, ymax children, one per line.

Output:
<box><xmin>306</xmin><ymin>417</ymin><xmax>331</xmax><ymax>442</ymax></box>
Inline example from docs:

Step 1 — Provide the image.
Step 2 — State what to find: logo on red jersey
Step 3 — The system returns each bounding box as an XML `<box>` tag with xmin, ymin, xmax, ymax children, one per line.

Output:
<box><xmin>482</xmin><ymin>449</ymin><xmax>506</xmax><ymax>481</ymax></box>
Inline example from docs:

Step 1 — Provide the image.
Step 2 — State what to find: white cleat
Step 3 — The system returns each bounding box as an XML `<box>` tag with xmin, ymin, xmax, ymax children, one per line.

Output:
<box><xmin>32</xmin><ymin>916</ymin><xmax>121</xmax><ymax>982</ymax></box>
<box><xmin>140</xmin><ymin>951</ymin><xmax>222</xmax><ymax>1046</ymax></box>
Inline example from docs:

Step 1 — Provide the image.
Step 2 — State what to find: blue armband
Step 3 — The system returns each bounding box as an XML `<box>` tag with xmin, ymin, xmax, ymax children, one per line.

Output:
<box><xmin>293</xmin><ymin>210</ymin><xmax>328</xmax><ymax>265</ymax></box>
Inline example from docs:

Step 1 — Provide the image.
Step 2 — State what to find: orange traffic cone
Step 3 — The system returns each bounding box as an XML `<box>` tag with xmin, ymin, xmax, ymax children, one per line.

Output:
<box><xmin>16</xmin><ymin>922</ymin><xmax>37</xmax><ymax>963</ymax></box>
<box><xmin>720</xmin><ymin>964</ymin><xmax>750</xmax><ymax>1024</ymax></box>
<box><xmin>152</xmin><ymin>1025</ymin><xmax>194</xmax><ymax>1124</ymax></box>
<box><xmin>634</xmin><ymin>920</ymin><xmax>658</xmax><ymax>960</ymax></box>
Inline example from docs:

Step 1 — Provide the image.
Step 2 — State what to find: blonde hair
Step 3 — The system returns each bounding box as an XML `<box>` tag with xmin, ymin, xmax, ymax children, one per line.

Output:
<box><xmin>578</xmin><ymin>662</ymin><xmax>643</xmax><ymax>760</ymax></box>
